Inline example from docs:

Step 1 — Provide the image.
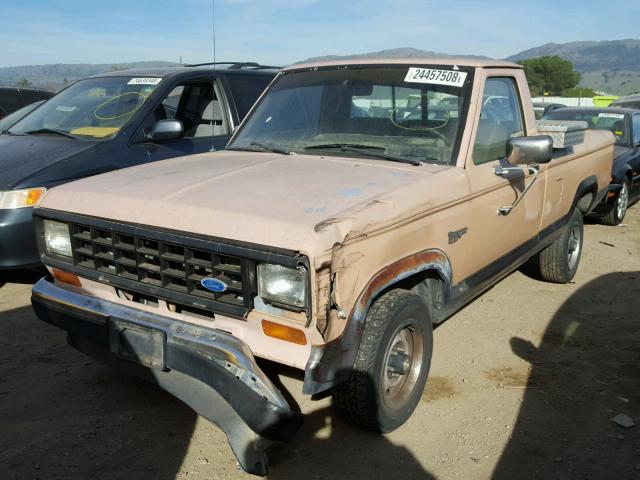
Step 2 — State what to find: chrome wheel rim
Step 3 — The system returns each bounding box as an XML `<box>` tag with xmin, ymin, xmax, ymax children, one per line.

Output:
<box><xmin>617</xmin><ymin>182</ymin><xmax>629</xmax><ymax>221</ymax></box>
<box><xmin>381</xmin><ymin>324</ymin><xmax>424</xmax><ymax>411</ymax></box>
<box><xmin>567</xmin><ymin>222</ymin><xmax>582</xmax><ymax>270</ymax></box>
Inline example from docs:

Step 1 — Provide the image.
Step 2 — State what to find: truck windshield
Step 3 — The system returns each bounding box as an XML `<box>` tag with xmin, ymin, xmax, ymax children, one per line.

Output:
<box><xmin>229</xmin><ymin>66</ymin><xmax>473</xmax><ymax>165</ymax></box>
<box><xmin>9</xmin><ymin>76</ymin><xmax>162</xmax><ymax>140</ymax></box>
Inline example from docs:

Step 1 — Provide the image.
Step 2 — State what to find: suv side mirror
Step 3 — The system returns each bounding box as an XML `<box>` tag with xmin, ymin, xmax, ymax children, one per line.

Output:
<box><xmin>149</xmin><ymin>119</ymin><xmax>184</xmax><ymax>142</ymax></box>
<box><xmin>506</xmin><ymin>135</ymin><xmax>553</xmax><ymax>166</ymax></box>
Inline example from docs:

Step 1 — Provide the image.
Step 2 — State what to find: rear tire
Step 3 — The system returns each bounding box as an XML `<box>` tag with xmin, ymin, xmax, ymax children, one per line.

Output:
<box><xmin>538</xmin><ymin>209</ymin><xmax>583</xmax><ymax>283</ymax></box>
<box><xmin>332</xmin><ymin>289</ymin><xmax>433</xmax><ymax>433</ymax></box>
<box><xmin>601</xmin><ymin>178</ymin><xmax>630</xmax><ymax>226</ymax></box>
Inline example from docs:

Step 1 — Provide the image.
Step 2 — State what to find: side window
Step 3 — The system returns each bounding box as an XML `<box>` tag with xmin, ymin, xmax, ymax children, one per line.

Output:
<box><xmin>226</xmin><ymin>74</ymin><xmax>273</xmax><ymax>120</ymax></box>
<box><xmin>633</xmin><ymin>114</ymin><xmax>640</xmax><ymax>146</ymax></box>
<box><xmin>473</xmin><ymin>77</ymin><xmax>525</xmax><ymax>165</ymax></box>
<box><xmin>21</xmin><ymin>89</ymin><xmax>52</xmax><ymax>105</ymax></box>
<box><xmin>0</xmin><ymin>88</ymin><xmax>25</xmax><ymax>115</ymax></box>
<box><xmin>139</xmin><ymin>81</ymin><xmax>230</xmax><ymax>140</ymax></box>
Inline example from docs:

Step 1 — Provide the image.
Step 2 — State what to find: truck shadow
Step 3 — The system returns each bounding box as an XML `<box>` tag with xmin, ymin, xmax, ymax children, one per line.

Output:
<box><xmin>1</xmin><ymin>299</ymin><xmax>433</xmax><ymax>480</ymax></box>
<box><xmin>261</xmin><ymin>360</ymin><xmax>434</xmax><ymax>479</ymax></box>
<box><xmin>0</xmin><ymin>268</ymin><xmax>45</xmax><ymax>288</ymax></box>
<box><xmin>0</xmin><ymin>304</ymin><xmax>196</xmax><ymax>480</ymax></box>
<box><xmin>493</xmin><ymin>272</ymin><xmax>640</xmax><ymax>479</ymax></box>
<box><xmin>267</xmin><ymin>405</ymin><xmax>435</xmax><ymax>480</ymax></box>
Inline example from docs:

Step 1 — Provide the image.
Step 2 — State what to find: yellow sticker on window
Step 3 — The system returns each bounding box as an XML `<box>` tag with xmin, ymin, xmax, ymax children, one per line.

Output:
<box><xmin>70</xmin><ymin>127</ymin><xmax>120</xmax><ymax>138</ymax></box>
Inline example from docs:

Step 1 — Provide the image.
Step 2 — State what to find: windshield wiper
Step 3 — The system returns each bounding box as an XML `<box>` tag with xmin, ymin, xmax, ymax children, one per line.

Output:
<box><xmin>249</xmin><ymin>141</ymin><xmax>290</xmax><ymax>155</ymax></box>
<box><xmin>227</xmin><ymin>141</ymin><xmax>290</xmax><ymax>155</ymax></box>
<box><xmin>305</xmin><ymin>142</ymin><xmax>386</xmax><ymax>151</ymax></box>
<box><xmin>24</xmin><ymin>128</ymin><xmax>77</xmax><ymax>139</ymax></box>
<box><xmin>304</xmin><ymin>143</ymin><xmax>421</xmax><ymax>166</ymax></box>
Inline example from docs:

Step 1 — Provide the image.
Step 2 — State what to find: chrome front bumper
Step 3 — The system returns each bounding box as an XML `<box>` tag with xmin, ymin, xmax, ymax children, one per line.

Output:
<box><xmin>31</xmin><ymin>277</ymin><xmax>302</xmax><ymax>476</ymax></box>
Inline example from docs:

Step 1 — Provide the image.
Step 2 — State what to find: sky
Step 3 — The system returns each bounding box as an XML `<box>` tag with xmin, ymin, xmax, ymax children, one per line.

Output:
<box><xmin>1</xmin><ymin>0</ymin><xmax>640</xmax><ymax>68</ymax></box>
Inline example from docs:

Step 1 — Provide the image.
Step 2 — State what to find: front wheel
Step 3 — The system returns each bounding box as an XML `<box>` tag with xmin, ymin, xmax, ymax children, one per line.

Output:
<box><xmin>537</xmin><ymin>208</ymin><xmax>584</xmax><ymax>283</ymax></box>
<box><xmin>332</xmin><ymin>289</ymin><xmax>433</xmax><ymax>433</ymax></box>
<box><xmin>601</xmin><ymin>179</ymin><xmax>630</xmax><ymax>226</ymax></box>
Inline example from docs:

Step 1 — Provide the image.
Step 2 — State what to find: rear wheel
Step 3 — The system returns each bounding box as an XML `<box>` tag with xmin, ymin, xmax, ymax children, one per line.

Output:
<box><xmin>537</xmin><ymin>208</ymin><xmax>583</xmax><ymax>283</ymax></box>
<box><xmin>601</xmin><ymin>179</ymin><xmax>630</xmax><ymax>226</ymax></box>
<box><xmin>332</xmin><ymin>289</ymin><xmax>433</xmax><ymax>433</ymax></box>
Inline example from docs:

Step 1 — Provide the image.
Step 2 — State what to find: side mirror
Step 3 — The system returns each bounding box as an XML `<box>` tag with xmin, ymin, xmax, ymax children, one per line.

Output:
<box><xmin>148</xmin><ymin>119</ymin><xmax>183</xmax><ymax>142</ymax></box>
<box><xmin>506</xmin><ymin>135</ymin><xmax>553</xmax><ymax>166</ymax></box>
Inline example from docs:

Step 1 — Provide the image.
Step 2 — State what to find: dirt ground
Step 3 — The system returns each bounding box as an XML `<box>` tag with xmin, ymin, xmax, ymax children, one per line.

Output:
<box><xmin>1</xmin><ymin>208</ymin><xmax>639</xmax><ymax>480</ymax></box>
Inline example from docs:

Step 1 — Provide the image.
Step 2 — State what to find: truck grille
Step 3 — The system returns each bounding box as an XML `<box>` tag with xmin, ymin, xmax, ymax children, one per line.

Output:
<box><xmin>68</xmin><ymin>222</ymin><xmax>253</xmax><ymax>312</ymax></box>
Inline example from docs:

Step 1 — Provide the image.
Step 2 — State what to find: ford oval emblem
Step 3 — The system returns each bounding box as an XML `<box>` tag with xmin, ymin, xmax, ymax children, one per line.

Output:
<box><xmin>200</xmin><ymin>277</ymin><xmax>228</xmax><ymax>293</ymax></box>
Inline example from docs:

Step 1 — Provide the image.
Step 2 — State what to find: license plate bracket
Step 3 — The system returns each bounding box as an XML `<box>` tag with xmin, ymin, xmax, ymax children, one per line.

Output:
<box><xmin>109</xmin><ymin>318</ymin><xmax>166</xmax><ymax>370</ymax></box>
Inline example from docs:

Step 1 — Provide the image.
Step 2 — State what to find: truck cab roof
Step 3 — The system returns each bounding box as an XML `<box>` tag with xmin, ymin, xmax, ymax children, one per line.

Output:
<box><xmin>286</xmin><ymin>57</ymin><xmax>522</xmax><ymax>72</ymax></box>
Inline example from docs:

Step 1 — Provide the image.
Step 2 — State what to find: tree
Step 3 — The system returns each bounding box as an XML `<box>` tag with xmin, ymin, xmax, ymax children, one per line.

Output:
<box><xmin>517</xmin><ymin>56</ymin><xmax>581</xmax><ymax>96</ymax></box>
<box><xmin>15</xmin><ymin>77</ymin><xmax>33</xmax><ymax>87</ymax></box>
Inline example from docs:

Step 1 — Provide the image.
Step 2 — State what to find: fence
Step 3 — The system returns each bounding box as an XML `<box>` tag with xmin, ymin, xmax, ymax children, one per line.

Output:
<box><xmin>531</xmin><ymin>97</ymin><xmax>594</xmax><ymax>107</ymax></box>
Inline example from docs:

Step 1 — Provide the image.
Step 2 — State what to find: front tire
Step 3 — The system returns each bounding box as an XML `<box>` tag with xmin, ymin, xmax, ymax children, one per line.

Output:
<box><xmin>601</xmin><ymin>178</ymin><xmax>630</xmax><ymax>226</ymax></box>
<box><xmin>332</xmin><ymin>289</ymin><xmax>433</xmax><ymax>433</ymax></box>
<box><xmin>537</xmin><ymin>208</ymin><xmax>584</xmax><ymax>283</ymax></box>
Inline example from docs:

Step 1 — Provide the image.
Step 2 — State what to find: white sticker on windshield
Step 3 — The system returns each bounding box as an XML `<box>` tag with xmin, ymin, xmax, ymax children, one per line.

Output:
<box><xmin>127</xmin><ymin>77</ymin><xmax>162</xmax><ymax>85</ymax></box>
<box><xmin>598</xmin><ymin>113</ymin><xmax>624</xmax><ymax>119</ymax></box>
<box><xmin>55</xmin><ymin>106</ymin><xmax>76</xmax><ymax>112</ymax></box>
<box><xmin>405</xmin><ymin>67</ymin><xmax>468</xmax><ymax>87</ymax></box>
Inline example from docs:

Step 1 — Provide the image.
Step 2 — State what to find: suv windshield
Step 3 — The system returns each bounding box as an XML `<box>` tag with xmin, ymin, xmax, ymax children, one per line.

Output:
<box><xmin>9</xmin><ymin>76</ymin><xmax>162</xmax><ymax>140</ymax></box>
<box><xmin>229</xmin><ymin>66</ymin><xmax>473</xmax><ymax>165</ymax></box>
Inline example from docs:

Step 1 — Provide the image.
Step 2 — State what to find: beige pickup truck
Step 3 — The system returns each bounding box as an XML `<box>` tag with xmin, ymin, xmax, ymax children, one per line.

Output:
<box><xmin>31</xmin><ymin>58</ymin><xmax>614</xmax><ymax>474</ymax></box>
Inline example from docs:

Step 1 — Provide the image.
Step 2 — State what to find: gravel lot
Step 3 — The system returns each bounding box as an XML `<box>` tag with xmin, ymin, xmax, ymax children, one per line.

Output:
<box><xmin>1</xmin><ymin>208</ymin><xmax>639</xmax><ymax>480</ymax></box>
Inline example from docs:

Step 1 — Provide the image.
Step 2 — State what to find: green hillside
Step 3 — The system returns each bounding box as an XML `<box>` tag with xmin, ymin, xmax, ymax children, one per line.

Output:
<box><xmin>507</xmin><ymin>40</ymin><xmax>640</xmax><ymax>95</ymax></box>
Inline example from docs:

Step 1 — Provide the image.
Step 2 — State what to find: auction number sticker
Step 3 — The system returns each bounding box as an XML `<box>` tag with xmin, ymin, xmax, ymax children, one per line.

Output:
<box><xmin>127</xmin><ymin>77</ymin><xmax>162</xmax><ymax>85</ymax></box>
<box><xmin>598</xmin><ymin>113</ymin><xmax>624</xmax><ymax>119</ymax></box>
<box><xmin>405</xmin><ymin>67</ymin><xmax>467</xmax><ymax>87</ymax></box>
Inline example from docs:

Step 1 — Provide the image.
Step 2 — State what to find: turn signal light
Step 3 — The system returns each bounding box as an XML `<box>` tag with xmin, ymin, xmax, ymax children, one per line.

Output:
<box><xmin>261</xmin><ymin>320</ymin><xmax>307</xmax><ymax>345</ymax></box>
<box><xmin>26</xmin><ymin>188</ymin><xmax>45</xmax><ymax>206</ymax></box>
<box><xmin>52</xmin><ymin>269</ymin><xmax>81</xmax><ymax>287</ymax></box>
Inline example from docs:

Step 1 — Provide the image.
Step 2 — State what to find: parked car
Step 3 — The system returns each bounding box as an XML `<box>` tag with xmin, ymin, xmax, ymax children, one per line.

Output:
<box><xmin>533</xmin><ymin>101</ymin><xmax>565</xmax><ymax>119</ymax></box>
<box><xmin>0</xmin><ymin>86</ymin><xmax>53</xmax><ymax>119</ymax></box>
<box><xmin>0</xmin><ymin>62</ymin><xmax>278</xmax><ymax>269</ymax></box>
<box><xmin>543</xmin><ymin>107</ymin><xmax>640</xmax><ymax>224</ymax></box>
<box><xmin>30</xmin><ymin>58</ymin><xmax>613</xmax><ymax>474</ymax></box>
<box><xmin>0</xmin><ymin>100</ymin><xmax>45</xmax><ymax>133</ymax></box>
<box><xmin>610</xmin><ymin>93</ymin><xmax>640</xmax><ymax>109</ymax></box>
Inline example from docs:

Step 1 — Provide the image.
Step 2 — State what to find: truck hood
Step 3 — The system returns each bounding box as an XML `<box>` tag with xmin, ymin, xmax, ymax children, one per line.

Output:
<box><xmin>41</xmin><ymin>151</ymin><xmax>450</xmax><ymax>257</ymax></box>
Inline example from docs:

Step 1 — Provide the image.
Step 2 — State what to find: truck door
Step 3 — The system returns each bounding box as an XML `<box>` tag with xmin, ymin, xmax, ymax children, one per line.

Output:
<box><xmin>464</xmin><ymin>72</ymin><xmax>546</xmax><ymax>281</ymax></box>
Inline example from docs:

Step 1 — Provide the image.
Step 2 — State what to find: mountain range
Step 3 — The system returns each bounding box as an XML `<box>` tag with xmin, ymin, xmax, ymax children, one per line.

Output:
<box><xmin>3</xmin><ymin>40</ymin><xmax>640</xmax><ymax>95</ymax></box>
<box><xmin>506</xmin><ymin>39</ymin><xmax>640</xmax><ymax>95</ymax></box>
<box><xmin>0</xmin><ymin>61</ymin><xmax>177</xmax><ymax>92</ymax></box>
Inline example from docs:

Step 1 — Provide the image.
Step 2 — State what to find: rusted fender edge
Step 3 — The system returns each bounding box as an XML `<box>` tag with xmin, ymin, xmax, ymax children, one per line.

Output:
<box><xmin>303</xmin><ymin>249</ymin><xmax>451</xmax><ymax>395</ymax></box>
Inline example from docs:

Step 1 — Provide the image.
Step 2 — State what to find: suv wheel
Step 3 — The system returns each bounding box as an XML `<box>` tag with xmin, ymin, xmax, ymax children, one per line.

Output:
<box><xmin>601</xmin><ymin>179</ymin><xmax>630</xmax><ymax>226</ymax></box>
<box><xmin>537</xmin><ymin>208</ymin><xmax>584</xmax><ymax>283</ymax></box>
<box><xmin>332</xmin><ymin>289</ymin><xmax>433</xmax><ymax>433</ymax></box>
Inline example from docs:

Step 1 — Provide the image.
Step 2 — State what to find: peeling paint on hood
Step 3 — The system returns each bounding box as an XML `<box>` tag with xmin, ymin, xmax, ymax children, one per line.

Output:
<box><xmin>41</xmin><ymin>151</ymin><xmax>451</xmax><ymax>256</ymax></box>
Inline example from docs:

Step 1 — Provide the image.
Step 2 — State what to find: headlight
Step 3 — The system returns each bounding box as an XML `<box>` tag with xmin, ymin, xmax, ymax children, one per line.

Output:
<box><xmin>0</xmin><ymin>187</ymin><xmax>46</xmax><ymax>209</ymax></box>
<box><xmin>257</xmin><ymin>264</ymin><xmax>307</xmax><ymax>309</ymax></box>
<box><xmin>44</xmin><ymin>220</ymin><xmax>72</xmax><ymax>257</ymax></box>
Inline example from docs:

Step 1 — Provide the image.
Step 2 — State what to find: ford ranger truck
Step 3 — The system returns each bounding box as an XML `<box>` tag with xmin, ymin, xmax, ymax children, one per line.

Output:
<box><xmin>30</xmin><ymin>58</ymin><xmax>614</xmax><ymax>475</ymax></box>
